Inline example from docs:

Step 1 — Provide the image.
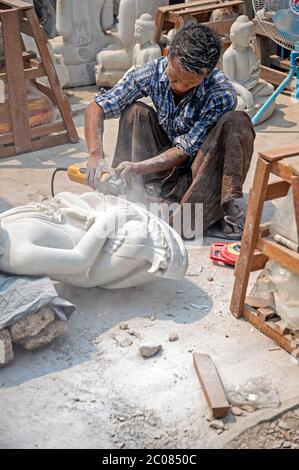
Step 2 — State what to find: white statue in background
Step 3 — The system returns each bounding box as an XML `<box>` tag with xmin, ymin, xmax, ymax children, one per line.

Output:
<box><xmin>222</xmin><ymin>15</ymin><xmax>275</xmax><ymax>124</ymax></box>
<box><xmin>123</xmin><ymin>14</ymin><xmax>161</xmax><ymax>77</ymax></box>
<box><xmin>95</xmin><ymin>0</ymin><xmax>167</xmax><ymax>87</ymax></box>
<box><xmin>0</xmin><ymin>193</ymin><xmax>187</xmax><ymax>289</ymax></box>
<box><xmin>50</xmin><ymin>0</ymin><xmax>115</xmax><ymax>87</ymax></box>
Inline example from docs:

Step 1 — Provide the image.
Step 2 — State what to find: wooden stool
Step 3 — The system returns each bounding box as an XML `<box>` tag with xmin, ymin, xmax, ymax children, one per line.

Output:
<box><xmin>0</xmin><ymin>0</ymin><xmax>78</xmax><ymax>158</ymax></box>
<box><xmin>230</xmin><ymin>144</ymin><xmax>299</xmax><ymax>358</ymax></box>
<box><xmin>155</xmin><ymin>0</ymin><xmax>244</xmax><ymax>45</ymax></box>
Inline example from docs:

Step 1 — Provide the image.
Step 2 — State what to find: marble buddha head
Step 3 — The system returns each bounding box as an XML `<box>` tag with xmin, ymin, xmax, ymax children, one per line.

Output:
<box><xmin>134</xmin><ymin>13</ymin><xmax>156</xmax><ymax>45</ymax></box>
<box><xmin>230</xmin><ymin>15</ymin><xmax>254</xmax><ymax>49</ymax></box>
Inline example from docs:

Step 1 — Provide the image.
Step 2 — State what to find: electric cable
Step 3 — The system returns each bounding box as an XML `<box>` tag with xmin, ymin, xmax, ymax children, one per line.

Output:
<box><xmin>51</xmin><ymin>168</ymin><xmax>68</xmax><ymax>197</ymax></box>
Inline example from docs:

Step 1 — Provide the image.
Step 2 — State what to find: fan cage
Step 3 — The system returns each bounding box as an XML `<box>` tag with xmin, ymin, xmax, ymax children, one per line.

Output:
<box><xmin>252</xmin><ymin>0</ymin><xmax>296</xmax><ymax>50</ymax></box>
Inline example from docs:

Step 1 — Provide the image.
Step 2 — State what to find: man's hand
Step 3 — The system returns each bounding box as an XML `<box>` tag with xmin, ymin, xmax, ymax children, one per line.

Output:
<box><xmin>115</xmin><ymin>161</ymin><xmax>139</xmax><ymax>182</ymax></box>
<box><xmin>87</xmin><ymin>156</ymin><xmax>108</xmax><ymax>189</ymax></box>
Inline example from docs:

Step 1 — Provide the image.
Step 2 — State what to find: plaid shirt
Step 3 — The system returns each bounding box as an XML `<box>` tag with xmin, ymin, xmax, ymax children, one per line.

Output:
<box><xmin>95</xmin><ymin>57</ymin><xmax>237</xmax><ymax>160</ymax></box>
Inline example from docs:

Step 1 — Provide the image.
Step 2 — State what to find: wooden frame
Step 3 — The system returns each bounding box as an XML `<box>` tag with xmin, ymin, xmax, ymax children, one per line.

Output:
<box><xmin>155</xmin><ymin>0</ymin><xmax>244</xmax><ymax>45</ymax></box>
<box><xmin>0</xmin><ymin>0</ymin><xmax>78</xmax><ymax>158</ymax></box>
<box><xmin>230</xmin><ymin>145</ymin><xmax>299</xmax><ymax>359</ymax></box>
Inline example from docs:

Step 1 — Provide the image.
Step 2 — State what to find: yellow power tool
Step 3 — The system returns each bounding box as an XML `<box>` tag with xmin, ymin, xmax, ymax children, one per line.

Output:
<box><xmin>51</xmin><ymin>163</ymin><xmax>125</xmax><ymax>197</ymax></box>
<box><xmin>66</xmin><ymin>162</ymin><xmax>125</xmax><ymax>196</ymax></box>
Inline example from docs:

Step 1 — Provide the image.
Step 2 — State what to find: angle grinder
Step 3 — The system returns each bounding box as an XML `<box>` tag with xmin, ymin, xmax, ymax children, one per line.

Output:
<box><xmin>51</xmin><ymin>162</ymin><xmax>125</xmax><ymax>197</ymax></box>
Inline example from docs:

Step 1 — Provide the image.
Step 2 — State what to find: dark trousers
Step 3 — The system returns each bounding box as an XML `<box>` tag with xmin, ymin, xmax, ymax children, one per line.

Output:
<box><xmin>112</xmin><ymin>102</ymin><xmax>255</xmax><ymax>231</ymax></box>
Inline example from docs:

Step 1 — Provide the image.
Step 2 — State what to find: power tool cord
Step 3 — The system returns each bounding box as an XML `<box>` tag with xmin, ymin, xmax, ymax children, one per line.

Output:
<box><xmin>51</xmin><ymin>168</ymin><xmax>68</xmax><ymax>197</ymax></box>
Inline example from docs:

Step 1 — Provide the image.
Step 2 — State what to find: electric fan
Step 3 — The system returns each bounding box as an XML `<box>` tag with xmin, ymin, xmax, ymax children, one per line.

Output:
<box><xmin>251</xmin><ymin>0</ymin><xmax>299</xmax><ymax>125</ymax></box>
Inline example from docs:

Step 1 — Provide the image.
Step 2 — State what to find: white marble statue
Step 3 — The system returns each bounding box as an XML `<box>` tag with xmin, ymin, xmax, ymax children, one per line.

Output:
<box><xmin>222</xmin><ymin>15</ymin><xmax>275</xmax><ymax>124</ymax></box>
<box><xmin>95</xmin><ymin>0</ymin><xmax>167</xmax><ymax>87</ymax></box>
<box><xmin>123</xmin><ymin>13</ymin><xmax>161</xmax><ymax>77</ymax></box>
<box><xmin>50</xmin><ymin>0</ymin><xmax>115</xmax><ymax>87</ymax></box>
<box><xmin>0</xmin><ymin>192</ymin><xmax>187</xmax><ymax>289</ymax></box>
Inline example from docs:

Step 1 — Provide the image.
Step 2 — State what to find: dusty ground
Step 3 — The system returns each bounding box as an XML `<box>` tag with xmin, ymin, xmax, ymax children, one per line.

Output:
<box><xmin>0</xmin><ymin>87</ymin><xmax>299</xmax><ymax>449</ymax></box>
<box><xmin>228</xmin><ymin>407</ymin><xmax>299</xmax><ymax>449</ymax></box>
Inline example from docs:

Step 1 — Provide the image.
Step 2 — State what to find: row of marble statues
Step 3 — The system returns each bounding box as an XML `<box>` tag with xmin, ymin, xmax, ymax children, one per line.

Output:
<box><xmin>17</xmin><ymin>1</ymin><xmax>275</xmax><ymax>122</ymax></box>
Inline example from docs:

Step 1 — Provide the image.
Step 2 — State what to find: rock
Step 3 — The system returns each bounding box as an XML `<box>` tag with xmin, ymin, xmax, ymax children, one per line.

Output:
<box><xmin>271</xmin><ymin>439</ymin><xmax>283</xmax><ymax>449</ymax></box>
<box><xmin>216</xmin><ymin>429</ymin><xmax>223</xmax><ymax>434</ymax></box>
<box><xmin>139</xmin><ymin>344</ymin><xmax>162</xmax><ymax>358</ymax></box>
<box><xmin>241</xmin><ymin>404</ymin><xmax>255</xmax><ymax>413</ymax></box>
<box><xmin>282</xmin><ymin>441</ymin><xmax>292</xmax><ymax>448</ymax></box>
<box><xmin>231</xmin><ymin>407</ymin><xmax>243</xmax><ymax>416</ymax></box>
<box><xmin>9</xmin><ymin>307</ymin><xmax>55</xmax><ymax>341</ymax></box>
<box><xmin>17</xmin><ymin>319</ymin><xmax>67</xmax><ymax>350</ymax></box>
<box><xmin>209</xmin><ymin>420</ymin><xmax>225</xmax><ymax>431</ymax></box>
<box><xmin>119</xmin><ymin>338</ymin><xmax>133</xmax><ymax>348</ymax></box>
<box><xmin>207</xmin><ymin>275</ymin><xmax>214</xmax><ymax>282</ymax></box>
<box><xmin>150</xmin><ymin>315</ymin><xmax>156</xmax><ymax>321</ymax></box>
<box><xmin>277</xmin><ymin>420</ymin><xmax>290</xmax><ymax>431</ymax></box>
<box><xmin>119</xmin><ymin>323</ymin><xmax>129</xmax><ymax>330</ymax></box>
<box><xmin>0</xmin><ymin>329</ymin><xmax>14</xmax><ymax>366</ymax></box>
<box><xmin>168</xmin><ymin>331</ymin><xmax>178</xmax><ymax>342</ymax></box>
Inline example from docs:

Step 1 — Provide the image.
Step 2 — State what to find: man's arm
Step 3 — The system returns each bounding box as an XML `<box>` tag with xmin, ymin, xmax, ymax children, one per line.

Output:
<box><xmin>116</xmin><ymin>147</ymin><xmax>188</xmax><ymax>180</ymax></box>
<box><xmin>84</xmin><ymin>102</ymin><xmax>106</xmax><ymax>188</ymax></box>
<box><xmin>84</xmin><ymin>61</ymin><xmax>156</xmax><ymax>187</ymax></box>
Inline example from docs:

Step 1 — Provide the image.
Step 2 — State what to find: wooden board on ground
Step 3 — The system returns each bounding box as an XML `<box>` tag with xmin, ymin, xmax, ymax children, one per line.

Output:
<box><xmin>193</xmin><ymin>353</ymin><xmax>230</xmax><ymax>418</ymax></box>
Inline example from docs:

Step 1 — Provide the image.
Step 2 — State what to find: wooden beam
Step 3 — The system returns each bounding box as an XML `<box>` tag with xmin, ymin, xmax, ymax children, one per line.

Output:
<box><xmin>265</xmin><ymin>180</ymin><xmax>290</xmax><ymax>201</ymax></box>
<box><xmin>0</xmin><ymin>0</ymin><xmax>32</xmax><ymax>10</ymax></box>
<box><xmin>259</xmin><ymin>145</ymin><xmax>299</xmax><ymax>162</ymax></box>
<box><xmin>1</xmin><ymin>8</ymin><xmax>31</xmax><ymax>153</ymax></box>
<box><xmin>257</xmin><ymin>238</ymin><xmax>299</xmax><ymax>276</ymax></box>
<box><xmin>260</xmin><ymin>65</ymin><xmax>295</xmax><ymax>91</ymax></box>
<box><xmin>193</xmin><ymin>353</ymin><xmax>230</xmax><ymax>418</ymax></box>
<box><xmin>243</xmin><ymin>304</ymin><xmax>296</xmax><ymax>354</ymax></box>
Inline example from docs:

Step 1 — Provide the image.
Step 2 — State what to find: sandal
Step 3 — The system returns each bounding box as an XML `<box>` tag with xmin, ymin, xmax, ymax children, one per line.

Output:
<box><xmin>204</xmin><ymin>218</ymin><xmax>243</xmax><ymax>241</ymax></box>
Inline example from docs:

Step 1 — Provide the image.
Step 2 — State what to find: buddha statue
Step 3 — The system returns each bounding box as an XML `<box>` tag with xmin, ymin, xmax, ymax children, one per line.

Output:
<box><xmin>95</xmin><ymin>0</ymin><xmax>167</xmax><ymax>87</ymax></box>
<box><xmin>223</xmin><ymin>15</ymin><xmax>275</xmax><ymax>124</ymax></box>
<box><xmin>0</xmin><ymin>192</ymin><xmax>187</xmax><ymax>289</ymax></box>
<box><xmin>123</xmin><ymin>14</ymin><xmax>161</xmax><ymax>77</ymax></box>
<box><xmin>50</xmin><ymin>0</ymin><xmax>115</xmax><ymax>87</ymax></box>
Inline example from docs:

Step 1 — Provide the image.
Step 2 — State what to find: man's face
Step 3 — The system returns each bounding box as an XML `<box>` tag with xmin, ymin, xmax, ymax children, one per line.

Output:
<box><xmin>166</xmin><ymin>56</ymin><xmax>206</xmax><ymax>96</ymax></box>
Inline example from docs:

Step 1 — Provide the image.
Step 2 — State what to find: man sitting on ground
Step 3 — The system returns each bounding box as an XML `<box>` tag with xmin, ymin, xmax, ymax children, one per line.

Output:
<box><xmin>84</xmin><ymin>22</ymin><xmax>255</xmax><ymax>239</ymax></box>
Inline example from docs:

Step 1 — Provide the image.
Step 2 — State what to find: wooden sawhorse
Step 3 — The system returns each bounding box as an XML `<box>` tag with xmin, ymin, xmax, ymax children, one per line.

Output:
<box><xmin>230</xmin><ymin>144</ymin><xmax>299</xmax><ymax>358</ymax></box>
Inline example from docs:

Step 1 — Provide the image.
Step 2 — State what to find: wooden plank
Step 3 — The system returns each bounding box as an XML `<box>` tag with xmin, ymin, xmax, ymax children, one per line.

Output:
<box><xmin>257</xmin><ymin>307</ymin><xmax>276</xmax><ymax>322</ymax></box>
<box><xmin>25</xmin><ymin>8</ymin><xmax>79</xmax><ymax>144</ymax></box>
<box><xmin>257</xmin><ymin>238</ymin><xmax>299</xmax><ymax>276</ymax></box>
<box><xmin>158</xmin><ymin>0</ymin><xmax>223</xmax><ymax>14</ymax></box>
<box><xmin>265</xmin><ymin>180</ymin><xmax>290</xmax><ymax>201</ymax></box>
<box><xmin>0</xmin><ymin>0</ymin><xmax>32</xmax><ymax>10</ymax></box>
<box><xmin>173</xmin><ymin>0</ymin><xmax>243</xmax><ymax>15</ymax></box>
<box><xmin>230</xmin><ymin>157</ymin><xmax>271</xmax><ymax>317</ymax></box>
<box><xmin>1</xmin><ymin>8</ymin><xmax>31</xmax><ymax>153</ymax></box>
<box><xmin>273</xmin><ymin>321</ymin><xmax>289</xmax><ymax>335</ymax></box>
<box><xmin>0</xmin><ymin>49</ymin><xmax>36</xmax><ymax>66</ymax></box>
<box><xmin>259</xmin><ymin>145</ymin><xmax>299</xmax><ymax>162</ymax></box>
<box><xmin>259</xmin><ymin>222</ymin><xmax>271</xmax><ymax>238</ymax></box>
<box><xmin>243</xmin><ymin>305</ymin><xmax>295</xmax><ymax>354</ymax></box>
<box><xmin>193</xmin><ymin>353</ymin><xmax>230</xmax><ymax>418</ymax></box>
<box><xmin>30</xmin><ymin>121</ymin><xmax>66</xmax><ymax>138</ymax></box>
<box><xmin>0</xmin><ymin>131</ymin><xmax>14</xmax><ymax>145</ymax></box>
<box><xmin>260</xmin><ymin>65</ymin><xmax>295</xmax><ymax>91</ymax></box>
<box><xmin>31</xmin><ymin>132</ymin><xmax>70</xmax><ymax>151</ymax></box>
<box><xmin>0</xmin><ymin>132</ymin><xmax>70</xmax><ymax>159</ymax></box>
<box><xmin>251</xmin><ymin>251</ymin><xmax>268</xmax><ymax>271</ymax></box>
<box><xmin>0</xmin><ymin>64</ymin><xmax>46</xmax><ymax>82</ymax></box>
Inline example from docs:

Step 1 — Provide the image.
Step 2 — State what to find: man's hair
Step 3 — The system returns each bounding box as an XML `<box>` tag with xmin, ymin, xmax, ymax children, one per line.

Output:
<box><xmin>169</xmin><ymin>22</ymin><xmax>221</xmax><ymax>75</ymax></box>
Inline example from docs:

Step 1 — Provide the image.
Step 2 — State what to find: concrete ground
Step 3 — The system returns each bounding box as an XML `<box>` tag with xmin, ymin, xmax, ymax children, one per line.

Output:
<box><xmin>0</xmin><ymin>88</ymin><xmax>298</xmax><ymax>449</ymax></box>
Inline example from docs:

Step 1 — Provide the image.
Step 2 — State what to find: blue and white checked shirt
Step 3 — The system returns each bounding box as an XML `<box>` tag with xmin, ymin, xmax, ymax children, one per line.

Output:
<box><xmin>95</xmin><ymin>57</ymin><xmax>237</xmax><ymax>160</ymax></box>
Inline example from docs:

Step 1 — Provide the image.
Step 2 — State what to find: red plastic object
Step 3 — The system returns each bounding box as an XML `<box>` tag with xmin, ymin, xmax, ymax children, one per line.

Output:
<box><xmin>210</xmin><ymin>242</ymin><xmax>241</xmax><ymax>266</ymax></box>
